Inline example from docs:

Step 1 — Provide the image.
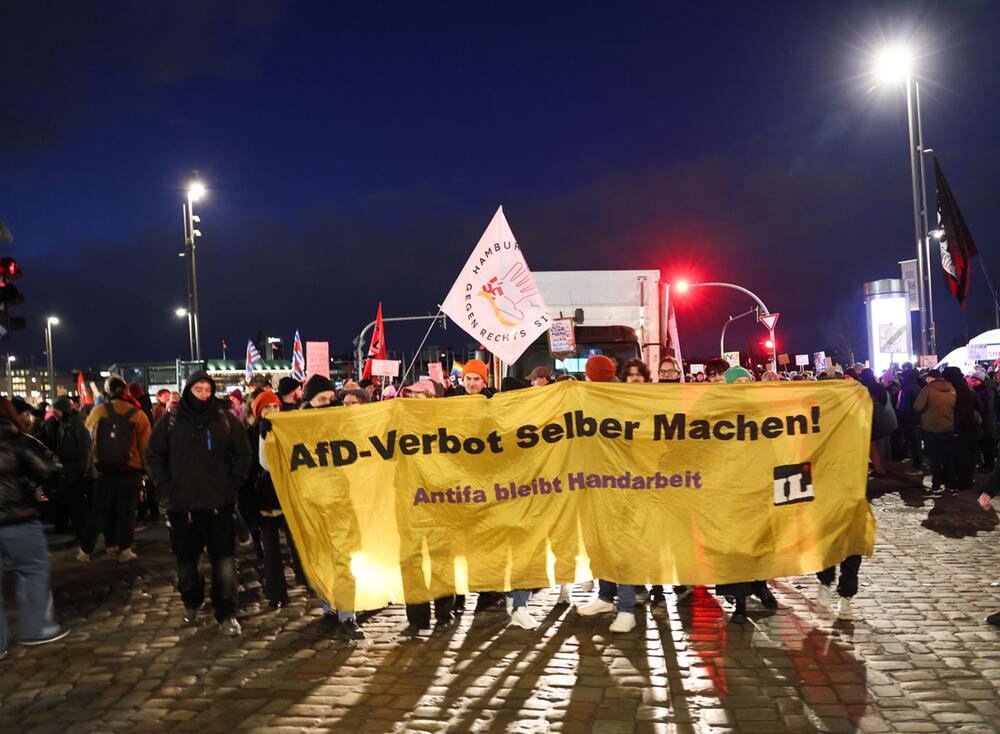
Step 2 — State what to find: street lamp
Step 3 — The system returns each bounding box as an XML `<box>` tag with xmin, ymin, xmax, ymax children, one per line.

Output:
<box><xmin>182</xmin><ymin>179</ymin><xmax>206</xmax><ymax>362</ymax></box>
<box><xmin>675</xmin><ymin>280</ymin><xmax>778</xmax><ymax>370</ymax></box>
<box><xmin>5</xmin><ymin>354</ymin><xmax>14</xmax><ymax>397</ymax></box>
<box><xmin>874</xmin><ymin>44</ymin><xmax>935</xmax><ymax>355</ymax></box>
<box><xmin>175</xmin><ymin>307</ymin><xmax>194</xmax><ymax>360</ymax></box>
<box><xmin>44</xmin><ymin>316</ymin><xmax>59</xmax><ymax>402</ymax></box>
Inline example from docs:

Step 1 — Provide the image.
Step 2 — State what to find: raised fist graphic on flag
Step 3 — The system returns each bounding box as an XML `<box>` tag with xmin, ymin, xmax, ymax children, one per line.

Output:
<box><xmin>479</xmin><ymin>262</ymin><xmax>540</xmax><ymax>326</ymax></box>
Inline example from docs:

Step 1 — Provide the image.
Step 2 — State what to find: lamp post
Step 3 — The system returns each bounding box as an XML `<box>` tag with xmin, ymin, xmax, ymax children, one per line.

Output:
<box><xmin>5</xmin><ymin>354</ymin><xmax>14</xmax><ymax>397</ymax></box>
<box><xmin>44</xmin><ymin>316</ymin><xmax>59</xmax><ymax>402</ymax></box>
<box><xmin>182</xmin><ymin>180</ymin><xmax>206</xmax><ymax>362</ymax></box>
<box><xmin>175</xmin><ymin>307</ymin><xmax>194</xmax><ymax>360</ymax></box>
<box><xmin>676</xmin><ymin>280</ymin><xmax>777</xmax><ymax>370</ymax></box>
<box><xmin>875</xmin><ymin>46</ymin><xmax>934</xmax><ymax>355</ymax></box>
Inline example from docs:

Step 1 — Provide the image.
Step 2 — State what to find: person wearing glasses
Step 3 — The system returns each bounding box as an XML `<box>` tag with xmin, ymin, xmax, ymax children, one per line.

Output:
<box><xmin>657</xmin><ymin>358</ymin><xmax>682</xmax><ymax>383</ymax></box>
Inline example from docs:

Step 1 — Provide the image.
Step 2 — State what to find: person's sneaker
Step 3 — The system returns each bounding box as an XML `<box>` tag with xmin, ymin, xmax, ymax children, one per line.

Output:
<box><xmin>510</xmin><ymin>607</ymin><xmax>540</xmax><ymax>630</ymax></box>
<box><xmin>505</xmin><ymin>596</ymin><xmax>514</xmax><ymax>617</ymax></box>
<box><xmin>118</xmin><ymin>548</ymin><xmax>138</xmax><ymax>563</ymax></box>
<box><xmin>334</xmin><ymin>619</ymin><xmax>366</xmax><ymax>641</ymax></box>
<box><xmin>74</xmin><ymin>548</ymin><xmax>90</xmax><ymax>563</ymax></box>
<box><xmin>836</xmin><ymin>598</ymin><xmax>855</xmax><ymax>622</ymax></box>
<box><xmin>434</xmin><ymin>613</ymin><xmax>455</xmax><ymax>631</ymax></box>
<box><xmin>816</xmin><ymin>583</ymin><xmax>833</xmax><ymax>609</ymax></box>
<box><xmin>729</xmin><ymin>597</ymin><xmax>748</xmax><ymax>625</ymax></box>
<box><xmin>183</xmin><ymin>607</ymin><xmax>199</xmax><ymax>626</ymax></box>
<box><xmin>609</xmin><ymin>612</ymin><xmax>636</xmax><ymax>633</ymax></box>
<box><xmin>581</xmin><ymin>580</ymin><xmax>595</xmax><ymax>593</ymax></box>
<box><xmin>557</xmin><ymin>584</ymin><xmax>573</xmax><ymax>605</ymax></box>
<box><xmin>577</xmin><ymin>597</ymin><xmax>615</xmax><ymax>616</ymax></box>
<box><xmin>105</xmin><ymin>546</ymin><xmax>119</xmax><ymax>557</ymax></box>
<box><xmin>985</xmin><ymin>611</ymin><xmax>1000</xmax><ymax>628</ymax></box>
<box><xmin>20</xmin><ymin>628</ymin><xmax>70</xmax><ymax>646</ymax></box>
<box><xmin>219</xmin><ymin>617</ymin><xmax>242</xmax><ymax>636</ymax></box>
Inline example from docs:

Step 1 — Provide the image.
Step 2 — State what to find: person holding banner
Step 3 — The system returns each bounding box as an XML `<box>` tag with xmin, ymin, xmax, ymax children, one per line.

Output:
<box><xmin>299</xmin><ymin>374</ymin><xmax>366</xmax><ymax>640</ymax></box>
<box><xmin>577</xmin><ymin>354</ymin><xmax>640</xmax><ymax>633</ymax></box>
<box><xmin>398</xmin><ymin>380</ymin><xmax>458</xmax><ymax>634</ymax></box>
<box><xmin>712</xmin><ymin>366</ymin><xmax>778</xmax><ymax>623</ymax></box>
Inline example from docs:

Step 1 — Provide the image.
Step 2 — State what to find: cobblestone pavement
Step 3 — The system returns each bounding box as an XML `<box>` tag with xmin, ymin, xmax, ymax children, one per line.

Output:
<box><xmin>2</xmin><ymin>470</ymin><xmax>1000</xmax><ymax>734</ymax></box>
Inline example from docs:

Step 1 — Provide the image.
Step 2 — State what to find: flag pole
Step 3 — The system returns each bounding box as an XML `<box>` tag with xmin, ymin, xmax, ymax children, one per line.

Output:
<box><xmin>398</xmin><ymin>307</ymin><xmax>444</xmax><ymax>386</ymax></box>
<box><xmin>977</xmin><ymin>259</ymin><xmax>1000</xmax><ymax>329</ymax></box>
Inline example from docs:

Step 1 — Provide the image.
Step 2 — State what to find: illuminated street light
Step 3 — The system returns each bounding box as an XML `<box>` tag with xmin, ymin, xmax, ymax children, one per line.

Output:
<box><xmin>188</xmin><ymin>181</ymin><xmax>206</xmax><ymax>202</ymax></box>
<box><xmin>872</xmin><ymin>42</ymin><xmax>935</xmax><ymax>355</ymax></box>
<box><xmin>183</xmin><ymin>178</ymin><xmax>207</xmax><ymax>361</ymax></box>
<box><xmin>175</xmin><ymin>307</ymin><xmax>194</xmax><ymax>360</ymax></box>
<box><xmin>875</xmin><ymin>45</ymin><xmax>912</xmax><ymax>84</ymax></box>
<box><xmin>44</xmin><ymin>316</ymin><xmax>59</xmax><ymax>402</ymax></box>
<box><xmin>175</xmin><ymin>307</ymin><xmax>188</xmax><ymax>318</ymax></box>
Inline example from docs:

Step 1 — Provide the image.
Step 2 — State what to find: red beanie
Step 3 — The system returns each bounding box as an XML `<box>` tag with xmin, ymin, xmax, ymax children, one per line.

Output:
<box><xmin>252</xmin><ymin>390</ymin><xmax>281</xmax><ymax>418</ymax></box>
<box><xmin>585</xmin><ymin>355</ymin><xmax>617</xmax><ymax>382</ymax></box>
<box><xmin>462</xmin><ymin>359</ymin><xmax>489</xmax><ymax>382</ymax></box>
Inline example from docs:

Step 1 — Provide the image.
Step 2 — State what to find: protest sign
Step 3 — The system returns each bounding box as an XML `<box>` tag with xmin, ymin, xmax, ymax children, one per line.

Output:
<box><xmin>371</xmin><ymin>359</ymin><xmax>400</xmax><ymax>378</ymax></box>
<box><xmin>548</xmin><ymin>317</ymin><xmax>577</xmax><ymax>358</ymax></box>
<box><xmin>306</xmin><ymin>341</ymin><xmax>330</xmax><ymax>378</ymax></box>
<box><xmin>441</xmin><ymin>207</ymin><xmax>550</xmax><ymax>364</ymax></box>
<box><xmin>722</xmin><ymin>351</ymin><xmax>740</xmax><ymax>367</ymax></box>
<box><xmin>266</xmin><ymin>381</ymin><xmax>875</xmax><ymax>611</ymax></box>
<box><xmin>795</xmin><ymin>354</ymin><xmax>809</xmax><ymax>367</ymax></box>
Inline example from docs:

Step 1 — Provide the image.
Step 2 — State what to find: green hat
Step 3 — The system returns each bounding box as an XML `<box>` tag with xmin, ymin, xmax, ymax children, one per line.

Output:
<box><xmin>723</xmin><ymin>366</ymin><xmax>754</xmax><ymax>384</ymax></box>
<box><xmin>53</xmin><ymin>396</ymin><xmax>74</xmax><ymax>414</ymax></box>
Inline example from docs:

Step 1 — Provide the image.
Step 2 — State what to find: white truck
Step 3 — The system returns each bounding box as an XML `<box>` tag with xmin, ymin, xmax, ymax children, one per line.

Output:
<box><xmin>509</xmin><ymin>269</ymin><xmax>674</xmax><ymax>379</ymax></box>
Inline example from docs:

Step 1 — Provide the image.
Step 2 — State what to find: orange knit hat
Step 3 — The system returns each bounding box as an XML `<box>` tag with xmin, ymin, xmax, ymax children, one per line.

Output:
<box><xmin>462</xmin><ymin>358</ymin><xmax>489</xmax><ymax>382</ymax></box>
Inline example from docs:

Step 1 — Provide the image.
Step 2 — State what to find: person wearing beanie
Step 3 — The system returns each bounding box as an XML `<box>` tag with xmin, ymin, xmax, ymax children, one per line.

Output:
<box><xmin>144</xmin><ymin>370</ymin><xmax>252</xmax><ymax>636</ymax></box>
<box><xmin>252</xmin><ymin>391</ymin><xmax>281</xmax><ymax>419</ymax></box>
<box><xmin>302</xmin><ymin>374</ymin><xmax>338</xmax><ymax>407</ymax></box>
<box><xmin>579</xmin><ymin>354</ymin><xmax>638</xmax><ymax>632</ymax></box>
<box><xmin>78</xmin><ymin>374</ymin><xmax>152</xmax><ymax>564</ymax></box>
<box><xmin>277</xmin><ymin>376</ymin><xmax>303</xmax><ymax>411</ymax></box>
<box><xmin>246</xmin><ymin>387</ymin><xmax>307</xmax><ymax>614</ymax></box>
<box><xmin>714</xmin><ymin>364</ymin><xmax>781</xmax><ymax>623</ymax></box>
<box><xmin>723</xmin><ymin>366</ymin><xmax>754</xmax><ymax>384</ymax></box>
<box><xmin>585</xmin><ymin>354</ymin><xmax>617</xmax><ymax>383</ymax></box>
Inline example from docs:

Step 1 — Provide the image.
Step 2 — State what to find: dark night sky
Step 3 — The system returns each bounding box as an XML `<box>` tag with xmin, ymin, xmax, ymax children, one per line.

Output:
<box><xmin>3</xmin><ymin>1</ymin><xmax>1000</xmax><ymax>371</ymax></box>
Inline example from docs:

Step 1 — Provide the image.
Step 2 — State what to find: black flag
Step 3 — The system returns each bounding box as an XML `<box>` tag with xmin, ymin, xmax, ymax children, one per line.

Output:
<box><xmin>934</xmin><ymin>156</ymin><xmax>979</xmax><ymax>308</ymax></box>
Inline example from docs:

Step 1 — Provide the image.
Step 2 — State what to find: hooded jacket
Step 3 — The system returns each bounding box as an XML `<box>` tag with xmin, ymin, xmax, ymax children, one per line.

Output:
<box><xmin>85</xmin><ymin>396</ymin><xmax>152</xmax><ymax>471</ymax></box>
<box><xmin>913</xmin><ymin>379</ymin><xmax>957</xmax><ymax>434</ymax></box>
<box><xmin>144</xmin><ymin>371</ymin><xmax>253</xmax><ymax>511</ymax></box>
<box><xmin>0</xmin><ymin>417</ymin><xmax>61</xmax><ymax>526</ymax></box>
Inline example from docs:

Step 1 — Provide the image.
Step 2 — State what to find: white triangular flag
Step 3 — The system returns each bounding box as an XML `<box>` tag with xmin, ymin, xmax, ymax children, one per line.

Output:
<box><xmin>441</xmin><ymin>207</ymin><xmax>550</xmax><ymax>364</ymax></box>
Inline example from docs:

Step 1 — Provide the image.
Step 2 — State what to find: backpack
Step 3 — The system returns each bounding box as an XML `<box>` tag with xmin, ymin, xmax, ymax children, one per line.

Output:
<box><xmin>95</xmin><ymin>401</ymin><xmax>139</xmax><ymax>470</ymax></box>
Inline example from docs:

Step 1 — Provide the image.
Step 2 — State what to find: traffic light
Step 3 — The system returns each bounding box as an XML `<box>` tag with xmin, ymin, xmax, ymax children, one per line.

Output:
<box><xmin>0</xmin><ymin>256</ymin><xmax>25</xmax><ymax>340</ymax></box>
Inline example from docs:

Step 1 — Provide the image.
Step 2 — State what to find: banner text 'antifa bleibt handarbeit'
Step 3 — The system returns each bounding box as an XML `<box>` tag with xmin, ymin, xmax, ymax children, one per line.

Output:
<box><xmin>264</xmin><ymin>380</ymin><xmax>876</xmax><ymax>611</ymax></box>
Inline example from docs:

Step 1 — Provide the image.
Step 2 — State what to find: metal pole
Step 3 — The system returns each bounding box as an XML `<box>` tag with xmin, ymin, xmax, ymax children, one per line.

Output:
<box><xmin>182</xmin><ymin>204</ymin><xmax>195</xmax><ymax>361</ymax></box>
<box><xmin>398</xmin><ymin>307</ymin><xmax>444</xmax><ymax>386</ymax></box>
<box><xmin>45</xmin><ymin>322</ymin><xmax>55</xmax><ymax>402</ymax></box>
<box><xmin>692</xmin><ymin>281</ymin><xmax>776</xmax><ymax>370</ymax></box>
<box><xmin>905</xmin><ymin>74</ymin><xmax>929</xmax><ymax>356</ymax></box>
<box><xmin>915</xmin><ymin>81</ymin><xmax>936</xmax><ymax>354</ymax></box>
<box><xmin>5</xmin><ymin>354</ymin><xmax>12</xmax><ymax>397</ymax></box>
<box><xmin>355</xmin><ymin>313</ymin><xmax>448</xmax><ymax>377</ymax></box>
<box><xmin>188</xmin><ymin>194</ymin><xmax>202</xmax><ymax>362</ymax></box>
<box><xmin>719</xmin><ymin>307</ymin><xmax>757</xmax><ymax>357</ymax></box>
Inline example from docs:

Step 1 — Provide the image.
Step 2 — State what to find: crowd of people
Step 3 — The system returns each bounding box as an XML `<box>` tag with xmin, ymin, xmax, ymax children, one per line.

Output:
<box><xmin>2</xmin><ymin>350</ymin><xmax>999</xmax><ymax>660</ymax></box>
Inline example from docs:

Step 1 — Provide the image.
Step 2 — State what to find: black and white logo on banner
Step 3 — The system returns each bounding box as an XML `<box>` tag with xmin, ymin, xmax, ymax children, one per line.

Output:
<box><xmin>773</xmin><ymin>462</ymin><xmax>814</xmax><ymax>506</ymax></box>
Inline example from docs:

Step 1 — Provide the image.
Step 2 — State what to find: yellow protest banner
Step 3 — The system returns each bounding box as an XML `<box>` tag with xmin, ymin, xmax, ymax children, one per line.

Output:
<box><xmin>264</xmin><ymin>380</ymin><xmax>875</xmax><ymax>611</ymax></box>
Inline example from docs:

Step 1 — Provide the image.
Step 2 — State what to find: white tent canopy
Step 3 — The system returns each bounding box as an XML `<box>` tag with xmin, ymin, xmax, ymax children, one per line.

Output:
<box><xmin>936</xmin><ymin>329</ymin><xmax>1000</xmax><ymax>372</ymax></box>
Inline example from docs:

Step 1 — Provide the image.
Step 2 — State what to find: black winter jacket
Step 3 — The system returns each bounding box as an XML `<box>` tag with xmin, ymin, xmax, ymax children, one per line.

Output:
<box><xmin>0</xmin><ymin>417</ymin><xmax>61</xmax><ymax>526</ymax></box>
<box><xmin>144</xmin><ymin>395</ymin><xmax>252</xmax><ymax>512</ymax></box>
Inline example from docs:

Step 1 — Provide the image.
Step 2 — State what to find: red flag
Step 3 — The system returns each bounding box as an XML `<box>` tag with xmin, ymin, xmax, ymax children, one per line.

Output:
<box><xmin>77</xmin><ymin>371</ymin><xmax>93</xmax><ymax>405</ymax></box>
<box><xmin>362</xmin><ymin>302</ymin><xmax>387</xmax><ymax>379</ymax></box>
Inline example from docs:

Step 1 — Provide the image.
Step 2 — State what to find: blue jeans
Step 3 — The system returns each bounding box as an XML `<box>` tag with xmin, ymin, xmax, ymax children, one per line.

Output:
<box><xmin>0</xmin><ymin>521</ymin><xmax>60</xmax><ymax>653</ymax></box>
<box><xmin>598</xmin><ymin>579</ymin><xmax>635</xmax><ymax>613</ymax></box>
<box><xmin>506</xmin><ymin>589</ymin><xmax>531</xmax><ymax>610</ymax></box>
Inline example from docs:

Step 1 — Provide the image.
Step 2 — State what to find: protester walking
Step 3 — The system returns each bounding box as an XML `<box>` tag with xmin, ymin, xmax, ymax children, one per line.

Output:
<box><xmin>77</xmin><ymin>376</ymin><xmax>152</xmax><ymax>563</ymax></box>
<box><xmin>145</xmin><ymin>371</ymin><xmax>253</xmax><ymax>636</ymax></box>
<box><xmin>914</xmin><ymin>369</ymin><xmax>957</xmax><ymax>494</ymax></box>
<box><xmin>942</xmin><ymin>366</ymin><xmax>981</xmax><ymax>490</ymax></box>
<box><xmin>0</xmin><ymin>397</ymin><xmax>70</xmax><ymax>658</ymax></box>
